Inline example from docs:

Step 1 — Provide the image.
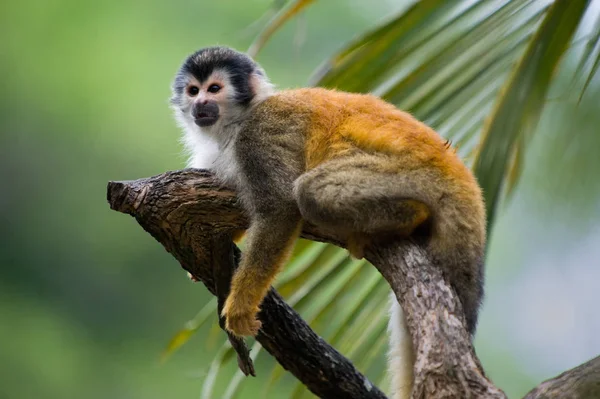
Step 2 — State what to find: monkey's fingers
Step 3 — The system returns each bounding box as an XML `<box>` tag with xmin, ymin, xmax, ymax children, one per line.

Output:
<box><xmin>222</xmin><ymin>291</ymin><xmax>263</xmax><ymax>337</ymax></box>
<box><xmin>225</xmin><ymin>313</ymin><xmax>262</xmax><ymax>337</ymax></box>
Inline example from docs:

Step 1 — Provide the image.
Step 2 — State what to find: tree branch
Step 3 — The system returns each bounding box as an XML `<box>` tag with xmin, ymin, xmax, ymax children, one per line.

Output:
<box><xmin>107</xmin><ymin>170</ymin><xmax>385</xmax><ymax>399</ymax></box>
<box><xmin>365</xmin><ymin>242</ymin><xmax>505</xmax><ymax>398</ymax></box>
<box><xmin>524</xmin><ymin>355</ymin><xmax>600</xmax><ymax>399</ymax></box>
<box><xmin>109</xmin><ymin>169</ymin><xmax>600</xmax><ymax>398</ymax></box>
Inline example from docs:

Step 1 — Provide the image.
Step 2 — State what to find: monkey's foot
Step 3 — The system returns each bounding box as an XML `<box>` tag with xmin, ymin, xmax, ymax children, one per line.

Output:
<box><xmin>347</xmin><ymin>233</ymin><xmax>369</xmax><ymax>259</ymax></box>
<box><xmin>221</xmin><ymin>297</ymin><xmax>262</xmax><ymax>337</ymax></box>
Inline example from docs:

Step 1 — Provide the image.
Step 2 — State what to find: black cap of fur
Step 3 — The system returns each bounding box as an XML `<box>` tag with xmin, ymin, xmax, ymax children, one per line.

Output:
<box><xmin>172</xmin><ymin>46</ymin><xmax>257</xmax><ymax>105</ymax></box>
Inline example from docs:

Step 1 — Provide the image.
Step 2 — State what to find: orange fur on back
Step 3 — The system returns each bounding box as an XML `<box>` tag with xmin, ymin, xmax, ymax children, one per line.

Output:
<box><xmin>277</xmin><ymin>89</ymin><xmax>449</xmax><ymax>162</ymax></box>
<box><xmin>273</xmin><ymin>88</ymin><xmax>478</xmax><ymax>202</ymax></box>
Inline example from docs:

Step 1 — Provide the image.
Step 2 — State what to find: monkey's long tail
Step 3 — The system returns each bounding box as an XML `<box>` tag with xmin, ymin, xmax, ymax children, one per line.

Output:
<box><xmin>387</xmin><ymin>294</ymin><xmax>414</xmax><ymax>399</ymax></box>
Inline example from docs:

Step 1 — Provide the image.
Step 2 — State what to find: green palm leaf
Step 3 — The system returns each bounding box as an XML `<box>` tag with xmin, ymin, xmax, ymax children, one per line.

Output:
<box><xmin>473</xmin><ymin>0</ymin><xmax>590</xmax><ymax>225</ymax></box>
<box><xmin>247</xmin><ymin>0</ymin><xmax>316</xmax><ymax>57</ymax></box>
<box><xmin>160</xmin><ymin>298</ymin><xmax>216</xmax><ymax>362</ymax></box>
<box><xmin>576</xmin><ymin>9</ymin><xmax>600</xmax><ymax>102</ymax></box>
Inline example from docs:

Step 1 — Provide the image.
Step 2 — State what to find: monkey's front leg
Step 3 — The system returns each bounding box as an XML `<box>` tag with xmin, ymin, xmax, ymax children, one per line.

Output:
<box><xmin>222</xmin><ymin>213</ymin><xmax>302</xmax><ymax>337</ymax></box>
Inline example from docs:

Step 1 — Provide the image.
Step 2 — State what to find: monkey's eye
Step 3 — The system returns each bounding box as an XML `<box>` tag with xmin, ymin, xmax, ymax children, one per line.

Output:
<box><xmin>207</xmin><ymin>84</ymin><xmax>221</xmax><ymax>94</ymax></box>
<box><xmin>187</xmin><ymin>86</ymin><xmax>199</xmax><ymax>96</ymax></box>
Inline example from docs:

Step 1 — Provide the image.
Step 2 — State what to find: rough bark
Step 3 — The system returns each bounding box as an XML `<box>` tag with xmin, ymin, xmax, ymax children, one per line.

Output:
<box><xmin>524</xmin><ymin>355</ymin><xmax>600</xmax><ymax>399</ymax></box>
<box><xmin>366</xmin><ymin>243</ymin><xmax>505</xmax><ymax>398</ymax></box>
<box><xmin>107</xmin><ymin>169</ymin><xmax>600</xmax><ymax>398</ymax></box>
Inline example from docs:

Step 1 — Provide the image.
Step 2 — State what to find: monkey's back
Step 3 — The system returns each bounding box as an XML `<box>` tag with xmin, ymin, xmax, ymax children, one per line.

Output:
<box><xmin>258</xmin><ymin>88</ymin><xmax>486</xmax><ymax>248</ymax></box>
<box><xmin>267</xmin><ymin>88</ymin><xmax>478</xmax><ymax>193</ymax></box>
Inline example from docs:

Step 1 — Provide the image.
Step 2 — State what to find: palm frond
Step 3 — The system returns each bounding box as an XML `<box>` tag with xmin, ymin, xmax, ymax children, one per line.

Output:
<box><xmin>247</xmin><ymin>0</ymin><xmax>315</xmax><ymax>57</ymax></box>
<box><xmin>576</xmin><ymin>9</ymin><xmax>600</xmax><ymax>102</ymax></box>
<box><xmin>312</xmin><ymin>0</ymin><xmax>478</xmax><ymax>91</ymax></box>
<box><xmin>161</xmin><ymin>298</ymin><xmax>216</xmax><ymax>361</ymax></box>
<box><xmin>473</xmin><ymin>0</ymin><xmax>590</xmax><ymax>225</ymax></box>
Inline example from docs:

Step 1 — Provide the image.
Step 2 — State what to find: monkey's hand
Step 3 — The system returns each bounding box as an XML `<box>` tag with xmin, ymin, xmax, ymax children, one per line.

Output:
<box><xmin>221</xmin><ymin>271</ymin><xmax>263</xmax><ymax>337</ymax></box>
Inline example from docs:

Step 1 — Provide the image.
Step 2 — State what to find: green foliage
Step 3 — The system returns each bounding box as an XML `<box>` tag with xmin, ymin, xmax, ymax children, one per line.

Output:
<box><xmin>248</xmin><ymin>0</ymin><xmax>316</xmax><ymax>57</ymax></box>
<box><xmin>474</xmin><ymin>0</ymin><xmax>591</xmax><ymax>228</ymax></box>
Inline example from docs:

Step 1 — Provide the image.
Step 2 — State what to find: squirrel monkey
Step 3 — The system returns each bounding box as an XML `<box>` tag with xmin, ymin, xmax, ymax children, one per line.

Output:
<box><xmin>170</xmin><ymin>47</ymin><xmax>486</xmax><ymax>398</ymax></box>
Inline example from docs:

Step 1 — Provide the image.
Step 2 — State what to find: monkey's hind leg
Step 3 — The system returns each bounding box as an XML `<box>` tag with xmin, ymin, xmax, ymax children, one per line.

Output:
<box><xmin>294</xmin><ymin>157</ymin><xmax>430</xmax><ymax>258</ymax></box>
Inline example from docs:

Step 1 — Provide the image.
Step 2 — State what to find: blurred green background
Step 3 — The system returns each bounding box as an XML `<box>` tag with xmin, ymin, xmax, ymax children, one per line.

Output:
<box><xmin>1</xmin><ymin>0</ymin><xmax>599</xmax><ymax>398</ymax></box>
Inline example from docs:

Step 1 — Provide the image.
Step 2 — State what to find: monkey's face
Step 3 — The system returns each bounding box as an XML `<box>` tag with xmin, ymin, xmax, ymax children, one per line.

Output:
<box><xmin>171</xmin><ymin>70</ymin><xmax>240</xmax><ymax>131</ymax></box>
<box><xmin>171</xmin><ymin>47</ymin><xmax>272</xmax><ymax>136</ymax></box>
<box><xmin>184</xmin><ymin>73</ymin><xmax>230</xmax><ymax>128</ymax></box>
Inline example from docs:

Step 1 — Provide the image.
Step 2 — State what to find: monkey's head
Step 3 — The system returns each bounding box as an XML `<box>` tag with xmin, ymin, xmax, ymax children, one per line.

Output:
<box><xmin>170</xmin><ymin>46</ymin><xmax>274</xmax><ymax>134</ymax></box>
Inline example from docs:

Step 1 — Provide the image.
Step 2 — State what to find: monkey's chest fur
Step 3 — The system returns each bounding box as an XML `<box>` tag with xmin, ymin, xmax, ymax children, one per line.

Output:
<box><xmin>213</xmin><ymin>141</ymin><xmax>242</xmax><ymax>188</ymax></box>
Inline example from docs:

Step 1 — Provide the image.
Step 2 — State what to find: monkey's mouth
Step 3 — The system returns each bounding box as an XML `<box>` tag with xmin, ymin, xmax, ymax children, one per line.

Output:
<box><xmin>194</xmin><ymin>112</ymin><xmax>219</xmax><ymax>127</ymax></box>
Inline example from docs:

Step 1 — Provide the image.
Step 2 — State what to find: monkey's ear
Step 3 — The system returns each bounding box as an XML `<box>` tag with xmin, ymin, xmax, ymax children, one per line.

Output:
<box><xmin>248</xmin><ymin>68</ymin><xmax>275</xmax><ymax>101</ymax></box>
